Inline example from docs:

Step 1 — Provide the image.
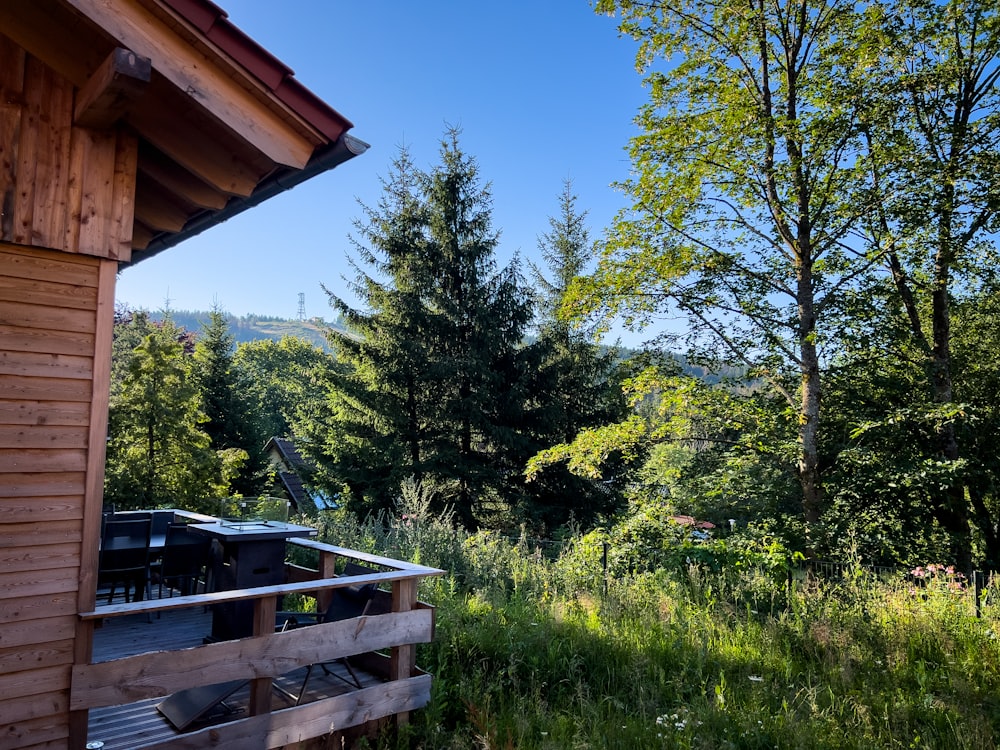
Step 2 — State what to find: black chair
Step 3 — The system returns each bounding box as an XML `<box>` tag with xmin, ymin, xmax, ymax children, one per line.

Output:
<box><xmin>276</xmin><ymin>563</ymin><xmax>380</xmax><ymax>703</ymax></box>
<box><xmin>98</xmin><ymin>517</ymin><xmax>152</xmax><ymax>603</ymax></box>
<box><xmin>156</xmin><ymin>523</ymin><xmax>211</xmax><ymax>599</ymax></box>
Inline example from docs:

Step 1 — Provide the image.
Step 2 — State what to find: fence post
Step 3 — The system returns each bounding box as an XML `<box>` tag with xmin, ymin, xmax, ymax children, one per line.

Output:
<box><xmin>975</xmin><ymin>570</ymin><xmax>983</xmax><ymax>618</ymax></box>
<box><xmin>602</xmin><ymin>542</ymin><xmax>609</xmax><ymax>597</ymax></box>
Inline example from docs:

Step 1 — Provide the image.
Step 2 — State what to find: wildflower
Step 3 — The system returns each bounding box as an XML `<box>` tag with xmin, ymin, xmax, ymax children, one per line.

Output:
<box><xmin>749</xmin><ymin>675</ymin><xmax>763</xmax><ymax>682</ymax></box>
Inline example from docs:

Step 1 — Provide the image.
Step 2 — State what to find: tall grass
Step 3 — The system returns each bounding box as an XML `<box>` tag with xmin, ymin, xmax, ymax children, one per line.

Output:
<box><xmin>307</xmin><ymin>504</ymin><xmax>1000</xmax><ymax>749</ymax></box>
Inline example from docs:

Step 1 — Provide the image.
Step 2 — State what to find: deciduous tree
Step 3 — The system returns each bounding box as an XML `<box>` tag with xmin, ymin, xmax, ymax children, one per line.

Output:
<box><xmin>580</xmin><ymin>0</ymin><xmax>876</xmax><ymax>531</ymax></box>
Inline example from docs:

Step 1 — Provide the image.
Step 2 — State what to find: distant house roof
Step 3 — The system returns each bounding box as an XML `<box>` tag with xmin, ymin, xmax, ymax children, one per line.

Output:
<box><xmin>669</xmin><ymin>515</ymin><xmax>716</xmax><ymax>530</ymax></box>
<box><xmin>264</xmin><ymin>437</ymin><xmax>336</xmax><ymax>511</ymax></box>
<box><xmin>1</xmin><ymin>0</ymin><xmax>368</xmax><ymax>265</ymax></box>
<box><xmin>266</xmin><ymin>437</ymin><xmax>308</xmax><ymax>470</ymax></box>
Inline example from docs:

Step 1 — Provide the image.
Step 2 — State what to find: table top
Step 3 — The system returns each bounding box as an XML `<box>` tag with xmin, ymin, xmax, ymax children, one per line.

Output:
<box><xmin>187</xmin><ymin>520</ymin><xmax>317</xmax><ymax>543</ymax></box>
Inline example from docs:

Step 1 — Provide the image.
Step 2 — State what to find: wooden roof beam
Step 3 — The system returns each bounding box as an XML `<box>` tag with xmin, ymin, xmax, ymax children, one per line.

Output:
<box><xmin>137</xmin><ymin>142</ymin><xmax>228</xmax><ymax>211</ymax></box>
<box><xmin>133</xmin><ymin>174</ymin><xmax>192</xmax><ymax>232</ymax></box>
<box><xmin>64</xmin><ymin>0</ymin><xmax>319</xmax><ymax>168</ymax></box>
<box><xmin>74</xmin><ymin>47</ymin><xmax>150</xmax><ymax>129</ymax></box>
<box><xmin>131</xmin><ymin>220</ymin><xmax>155</xmax><ymax>250</ymax></box>
<box><xmin>127</xmin><ymin>80</ymin><xmax>265</xmax><ymax>197</ymax></box>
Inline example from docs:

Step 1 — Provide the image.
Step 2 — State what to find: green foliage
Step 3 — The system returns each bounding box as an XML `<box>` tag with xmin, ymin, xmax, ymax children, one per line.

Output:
<box><xmin>518</xmin><ymin>181</ymin><xmax>630</xmax><ymax>531</ymax></box>
<box><xmin>105</xmin><ymin>314</ymin><xmax>232</xmax><ymax>511</ymax></box>
<box><xmin>232</xmin><ymin>335</ymin><xmax>331</xmax><ymax>447</ymax></box>
<box><xmin>578</xmin><ymin>0</ymin><xmax>881</xmax><ymax>524</ymax></box>
<box><xmin>317</xmin><ymin>507</ymin><xmax>1000</xmax><ymax>749</ymax></box>
<box><xmin>192</xmin><ymin>307</ymin><xmax>261</xmax><ymax>495</ymax></box>
<box><xmin>309</xmin><ymin>132</ymin><xmax>543</xmax><ymax>528</ymax></box>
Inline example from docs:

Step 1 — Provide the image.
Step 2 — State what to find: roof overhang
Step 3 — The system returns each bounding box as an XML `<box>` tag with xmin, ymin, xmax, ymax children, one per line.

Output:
<box><xmin>0</xmin><ymin>0</ymin><xmax>367</xmax><ymax>263</ymax></box>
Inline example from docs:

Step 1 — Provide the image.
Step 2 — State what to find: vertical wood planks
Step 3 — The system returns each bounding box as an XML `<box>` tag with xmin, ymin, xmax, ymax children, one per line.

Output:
<box><xmin>249</xmin><ymin>596</ymin><xmax>278</xmax><ymax>716</ymax></box>
<box><xmin>0</xmin><ymin>35</ymin><xmax>136</xmax><ymax>260</ymax></box>
<box><xmin>0</xmin><ymin>36</ymin><xmax>26</xmax><ymax>243</ymax></box>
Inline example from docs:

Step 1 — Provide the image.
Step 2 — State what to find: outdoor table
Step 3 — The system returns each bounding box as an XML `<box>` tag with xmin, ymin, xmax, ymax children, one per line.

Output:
<box><xmin>188</xmin><ymin>520</ymin><xmax>317</xmax><ymax>641</ymax></box>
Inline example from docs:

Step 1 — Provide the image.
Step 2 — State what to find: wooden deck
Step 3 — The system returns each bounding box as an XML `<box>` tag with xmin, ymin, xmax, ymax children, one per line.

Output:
<box><xmin>87</xmin><ymin>604</ymin><xmax>386</xmax><ymax>749</ymax></box>
<box><xmin>75</xmin><ymin>544</ymin><xmax>442</xmax><ymax>750</ymax></box>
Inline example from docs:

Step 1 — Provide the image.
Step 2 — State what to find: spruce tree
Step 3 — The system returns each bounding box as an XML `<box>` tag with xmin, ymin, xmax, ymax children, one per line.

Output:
<box><xmin>315</xmin><ymin>147</ymin><xmax>433</xmax><ymax>514</ymax></box>
<box><xmin>192</xmin><ymin>307</ymin><xmax>258</xmax><ymax>494</ymax></box>
<box><xmin>419</xmin><ymin>130</ymin><xmax>532</xmax><ymax>526</ymax></box>
<box><xmin>105</xmin><ymin>317</ymin><xmax>224</xmax><ymax>511</ymax></box>
<box><xmin>313</xmin><ymin>131</ymin><xmax>532</xmax><ymax>526</ymax></box>
<box><xmin>523</xmin><ymin>182</ymin><xmax>627</xmax><ymax>529</ymax></box>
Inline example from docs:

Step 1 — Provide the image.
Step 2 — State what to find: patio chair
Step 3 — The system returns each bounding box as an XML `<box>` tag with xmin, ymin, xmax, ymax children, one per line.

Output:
<box><xmin>276</xmin><ymin>562</ymin><xmax>380</xmax><ymax>703</ymax></box>
<box><xmin>155</xmin><ymin>523</ymin><xmax>211</xmax><ymax>599</ymax></box>
<box><xmin>98</xmin><ymin>517</ymin><xmax>152</xmax><ymax>603</ymax></box>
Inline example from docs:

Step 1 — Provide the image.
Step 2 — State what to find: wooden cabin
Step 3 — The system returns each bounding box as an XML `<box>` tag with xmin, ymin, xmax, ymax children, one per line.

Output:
<box><xmin>0</xmin><ymin>2</ymin><xmax>442</xmax><ymax>748</ymax></box>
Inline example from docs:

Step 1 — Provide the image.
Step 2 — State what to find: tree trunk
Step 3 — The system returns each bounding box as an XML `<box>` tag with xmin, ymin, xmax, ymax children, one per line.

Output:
<box><xmin>931</xmin><ymin>252</ymin><xmax>972</xmax><ymax>571</ymax></box>
<box><xmin>968</xmin><ymin>481</ymin><xmax>999</xmax><ymax>573</ymax></box>
<box><xmin>798</xmin><ymin>268</ymin><xmax>823</xmax><ymax>527</ymax></box>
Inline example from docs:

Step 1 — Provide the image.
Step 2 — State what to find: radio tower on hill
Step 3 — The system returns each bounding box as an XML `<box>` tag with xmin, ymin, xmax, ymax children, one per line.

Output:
<box><xmin>297</xmin><ymin>292</ymin><xmax>306</xmax><ymax>321</ymax></box>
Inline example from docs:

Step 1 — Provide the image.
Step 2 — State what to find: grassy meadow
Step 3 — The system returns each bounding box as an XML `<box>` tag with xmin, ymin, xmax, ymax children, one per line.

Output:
<box><xmin>304</xmin><ymin>509</ymin><xmax>1000</xmax><ymax>749</ymax></box>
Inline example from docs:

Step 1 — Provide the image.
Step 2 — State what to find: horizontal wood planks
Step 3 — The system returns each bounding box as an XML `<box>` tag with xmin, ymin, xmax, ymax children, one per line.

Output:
<box><xmin>149</xmin><ymin>676</ymin><xmax>433</xmax><ymax>750</ymax></box>
<box><xmin>0</xmin><ymin>242</ymin><xmax>103</xmax><ymax>748</ymax></box>
<box><xmin>0</xmin><ymin>34</ymin><xmax>137</xmax><ymax>262</ymax></box>
<box><xmin>71</xmin><ymin>608</ymin><xmax>435</xmax><ymax>710</ymax></box>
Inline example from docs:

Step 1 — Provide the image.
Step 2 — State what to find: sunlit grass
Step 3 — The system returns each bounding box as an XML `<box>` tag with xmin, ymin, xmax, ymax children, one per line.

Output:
<box><xmin>310</xmin><ymin>510</ymin><xmax>1000</xmax><ymax>749</ymax></box>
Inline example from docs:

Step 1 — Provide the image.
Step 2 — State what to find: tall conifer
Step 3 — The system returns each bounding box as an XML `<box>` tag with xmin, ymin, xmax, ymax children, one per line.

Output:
<box><xmin>313</xmin><ymin>131</ymin><xmax>532</xmax><ymax>526</ymax></box>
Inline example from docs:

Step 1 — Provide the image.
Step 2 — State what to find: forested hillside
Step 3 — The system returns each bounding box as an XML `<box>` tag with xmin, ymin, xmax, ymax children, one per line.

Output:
<box><xmin>145</xmin><ymin>309</ymin><xmax>341</xmax><ymax>350</ymax></box>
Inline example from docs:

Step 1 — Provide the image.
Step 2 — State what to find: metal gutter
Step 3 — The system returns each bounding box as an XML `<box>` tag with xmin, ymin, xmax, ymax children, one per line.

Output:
<box><xmin>125</xmin><ymin>132</ymin><xmax>370</xmax><ymax>266</ymax></box>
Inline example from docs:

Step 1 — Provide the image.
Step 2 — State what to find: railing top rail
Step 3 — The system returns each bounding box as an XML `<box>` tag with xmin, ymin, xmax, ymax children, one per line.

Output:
<box><xmin>286</xmin><ymin>537</ymin><xmax>441</xmax><ymax>573</ymax></box>
<box><xmin>81</xmin><ymin>565</ymin><xmax>443</xmax><ymax>621</ymax></box>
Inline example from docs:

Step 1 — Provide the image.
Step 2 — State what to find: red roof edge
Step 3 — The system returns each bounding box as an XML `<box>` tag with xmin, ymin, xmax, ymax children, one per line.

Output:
<box><xmin>159</xmin><ymin>0</ymin><xmax>354</xmax><ymax>141</ymax></box>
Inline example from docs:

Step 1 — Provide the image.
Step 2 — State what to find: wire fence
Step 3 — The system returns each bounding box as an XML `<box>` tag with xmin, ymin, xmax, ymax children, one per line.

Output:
<box><xmin>790</xmin><ymin>558</ymin><xmax>994</xmax><ymax>617</ymax></box>
<box><xmin>496</xmin><ymin>535</ymin><xmax>997</xmax><ymax>618</ymax></box>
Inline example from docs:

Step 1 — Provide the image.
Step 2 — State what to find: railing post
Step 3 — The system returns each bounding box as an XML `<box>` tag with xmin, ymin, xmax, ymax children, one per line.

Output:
<box><xmin>248</xmin><ymin>595</ymin><xmax>277</xmax><ymax>715</ymax></box>
<box><xmin>316</xmin><ymin>548</ymin><xmax>338</xmax><ymax>614</ymax></box>
<box><xmin>68</xmin><ymin>619</ymin><xmax>96</xmax><ymax>749</ymax></box>
<box><xmin>390</xmin><ymin>576</ymin><xmax>417</xmax><ymax>727</ymax></box>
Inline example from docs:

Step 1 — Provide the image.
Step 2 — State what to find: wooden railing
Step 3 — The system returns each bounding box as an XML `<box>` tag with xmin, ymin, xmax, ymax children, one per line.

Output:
<box><xmin>72</xmin><ymin>535</ymin><xmax>443</xmax><ymax>749</ymax></box>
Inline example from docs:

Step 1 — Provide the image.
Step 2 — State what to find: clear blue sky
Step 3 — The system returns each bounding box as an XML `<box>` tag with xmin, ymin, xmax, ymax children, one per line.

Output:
<box><xmin>115</xmin><ymin>1</ymin><xmax>645</xmax><ymax>337</ymax></box>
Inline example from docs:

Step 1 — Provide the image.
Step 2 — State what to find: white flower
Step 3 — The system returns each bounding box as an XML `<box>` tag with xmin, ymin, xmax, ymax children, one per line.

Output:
<box><xmin>749</xmin><ymin>675</ymin><xmax>764</xmax><ymax>682</ymax></box>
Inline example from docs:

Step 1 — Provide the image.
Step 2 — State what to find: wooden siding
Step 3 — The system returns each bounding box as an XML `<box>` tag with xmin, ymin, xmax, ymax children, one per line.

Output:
<box><xmin>0</xmin><ymin>242</ymin><xmax>109</xmax><ymax>750</ymax></box>
<box><xmin>0</xmin><ymin>34</ymin><xmax>138</xmax><ymax>262</ymax></box>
